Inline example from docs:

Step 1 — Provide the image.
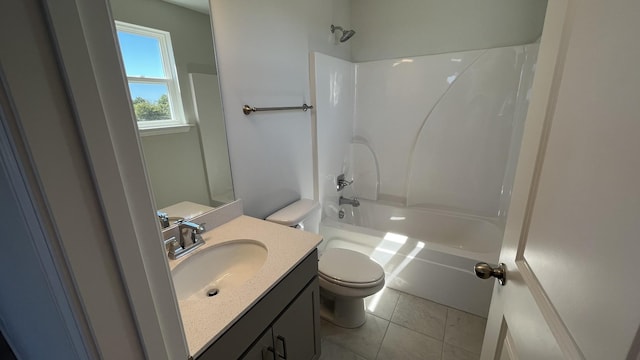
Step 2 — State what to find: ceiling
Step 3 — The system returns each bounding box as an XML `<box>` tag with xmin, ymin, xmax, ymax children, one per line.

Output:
<box><xmin>161</xmin><ymin>0</ymin><xmax>209</xmax><ymax>14</ymax></box>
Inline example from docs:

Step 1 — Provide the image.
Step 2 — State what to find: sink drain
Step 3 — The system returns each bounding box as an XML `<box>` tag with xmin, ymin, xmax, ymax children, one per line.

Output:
<box><xmin>206</xmin><ymin>288</ymin><xmax>219</xmax><ymax>297</ymax></box>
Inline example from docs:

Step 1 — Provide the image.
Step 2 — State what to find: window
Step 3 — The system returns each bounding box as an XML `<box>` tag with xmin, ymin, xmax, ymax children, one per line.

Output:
<box><xmin>115</xmin><ymin>21</ymin><xmax>185</xmax><ymax>129</ymax></box>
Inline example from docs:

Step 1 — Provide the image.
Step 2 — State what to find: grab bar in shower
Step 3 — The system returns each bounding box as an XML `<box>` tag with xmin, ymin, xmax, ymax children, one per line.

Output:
<box><xmin>242</xmin><ymin>103</ymin><xmax>314</xmax><ymax>115</ymax></box>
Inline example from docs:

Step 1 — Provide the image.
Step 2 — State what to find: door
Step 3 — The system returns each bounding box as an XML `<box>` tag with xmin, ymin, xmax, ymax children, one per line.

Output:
<box><xmin>272</xmin><ymin>279</ymin><xmax>320</xmax><ymax>360</ymax></box>
<box><xmin>241</xmin><ymin>329</ymin><xmax>274</xmax><ymax>360</ymax></box>
<box><xmin>480</xmin><ymin>0</ymin><xmax>640</xmax><ymax>359</ymax></box>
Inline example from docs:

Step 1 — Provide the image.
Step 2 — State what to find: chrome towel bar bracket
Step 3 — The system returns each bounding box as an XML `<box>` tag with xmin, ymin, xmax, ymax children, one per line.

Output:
<box><xmin>242</xmin><ymin>103</ymin><xmax>314</xmax><ymax>115</ymax></box>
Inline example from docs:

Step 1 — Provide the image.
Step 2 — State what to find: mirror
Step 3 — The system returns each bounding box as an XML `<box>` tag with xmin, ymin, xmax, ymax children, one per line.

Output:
<box><xmin>108</xmin><ymin>0</ymin><xmax>233</xmax><ymax>211</ymax></box>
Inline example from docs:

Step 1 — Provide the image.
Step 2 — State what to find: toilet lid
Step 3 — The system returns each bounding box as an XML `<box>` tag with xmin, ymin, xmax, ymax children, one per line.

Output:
<box><xmin>318</xmin><ymin>248</ymin><xmax>384</xmax><ymax>285</ymax></box>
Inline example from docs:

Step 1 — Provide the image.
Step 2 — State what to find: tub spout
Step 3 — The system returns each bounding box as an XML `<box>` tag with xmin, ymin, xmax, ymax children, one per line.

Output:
<box><xmin>339</xmin><ymin>196</ymin><xmax>360</xmax><ymax>207</ymax></box>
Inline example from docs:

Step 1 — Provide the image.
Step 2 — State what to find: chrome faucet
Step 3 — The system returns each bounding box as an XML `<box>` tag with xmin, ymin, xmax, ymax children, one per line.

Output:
<box><xmin>157</xmin><ymin>211</ymin><xmax>170</xmax><ymax>229</ymax></box>
<box><xmin>339</xmin><ymin>196</ymin><xmax>360</xmax><ymax>207</ymax></box>
<box><xmin>336</xmin><ymin>174</ymin><xmax>354</xmax><ymax>191</ymax></box>
<box><xmin>167</xmin><ymin>220</ymin><xmax>206</xmax><ymax>260</ymax></box>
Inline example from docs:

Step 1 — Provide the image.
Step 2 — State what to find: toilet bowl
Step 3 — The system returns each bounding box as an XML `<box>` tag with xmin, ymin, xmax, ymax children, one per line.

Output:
<box><xmin>318</xmin><ymin>248</ymin><xmax>384</xmax><ymax>328</ymax></box>
<box><xmin>266</xmin><ymin>199</ymin><xmax>385</xmax><ymax>328</ymax></box>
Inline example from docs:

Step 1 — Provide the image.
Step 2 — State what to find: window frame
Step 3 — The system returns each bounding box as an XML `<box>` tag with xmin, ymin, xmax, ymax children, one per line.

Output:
<box><xmin>115</xmin><ymin>21</ymin><xmax>186</xmax><ymax>130</ymax></box>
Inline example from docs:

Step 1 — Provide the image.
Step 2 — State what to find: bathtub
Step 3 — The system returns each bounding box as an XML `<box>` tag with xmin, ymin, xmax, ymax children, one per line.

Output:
<box><xmin>319</xmin><ymin>200</ymin><xmax>503</xmax><ymax>317</ymax></box>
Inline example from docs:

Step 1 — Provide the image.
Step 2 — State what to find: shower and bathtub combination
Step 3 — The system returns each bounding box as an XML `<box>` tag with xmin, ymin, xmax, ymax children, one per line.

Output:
<box><xmin>311</xmin><ymin>42</ymin><xmax>539</xmax><ymax>317</ymax></box>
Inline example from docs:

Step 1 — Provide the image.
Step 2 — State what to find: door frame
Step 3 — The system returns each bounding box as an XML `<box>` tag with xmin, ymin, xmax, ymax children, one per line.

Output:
<box><xmin>42</xmin><ymin>0</ymin><xmax>189</xmax><ymax>358</ymax></box>
<box><xmin>2</xmin><ymin>0</ymin><xmax>188</xmax><ymax>358</ymax></box>
<box><xmin>0</xmin><ymin>57</ymin><xmax>97</xmax><ymax>360</ymax></box>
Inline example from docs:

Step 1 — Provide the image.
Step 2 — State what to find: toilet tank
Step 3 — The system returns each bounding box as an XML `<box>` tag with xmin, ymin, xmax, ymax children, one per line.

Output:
<box><xmin>265</xmin><ymin>199</ymin><xmax>321</xmax><ymax>234</ymax></box>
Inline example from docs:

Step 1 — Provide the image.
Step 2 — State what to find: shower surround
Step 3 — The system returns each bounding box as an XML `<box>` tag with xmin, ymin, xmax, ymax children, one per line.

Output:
<box><xmin>314</xmin><ymin>44</ymin><xmax>538</xmax><ymax>220</ymax></box>
<box><xmin>312</xmin><ymin>44</ymin><xmax>538</xmax><ymax>316</ymax></box>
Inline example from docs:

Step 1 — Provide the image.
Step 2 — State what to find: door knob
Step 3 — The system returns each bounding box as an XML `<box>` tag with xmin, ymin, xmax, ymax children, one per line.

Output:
<box><xmin>474</xmin><ymin>262</ymin><xmax>506</xmax><ymax>285</ymax></box>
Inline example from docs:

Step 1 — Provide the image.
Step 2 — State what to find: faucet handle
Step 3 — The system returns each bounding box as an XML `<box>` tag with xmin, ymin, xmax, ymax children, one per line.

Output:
<box><xmin>337</xmin><ymin>174</ymin><xmax>354</xmax><ymax>191</ymax></box>
<box><xmin>193</xmin><ymin>222</ymin><xmax>206</xmax><ymax>233</ymax></box>
<box><xmin>164</xmin><ymin>236</ymin><xmax>179</xmax><ymax>252</ymax></box>
<box><xmin>167</xmin><ymin>222</ymin><xmax>206</xmax><ymax>259</ymax></box>
<box><xmin>178</xmin><ymin>220</ymin><xmax>206</xmax><ymax>233</ymax></box>
<box><xmin>157</xmin><ymin>211</ymin><xmax>170</xmax><ymax>228</ymax></box>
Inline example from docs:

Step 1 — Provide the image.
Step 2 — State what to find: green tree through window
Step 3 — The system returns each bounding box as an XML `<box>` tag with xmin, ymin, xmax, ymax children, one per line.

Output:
<box><xmin>132</xmin><ymin>94</ymin><xmax>171</xmax><ymax>120</ymax></box>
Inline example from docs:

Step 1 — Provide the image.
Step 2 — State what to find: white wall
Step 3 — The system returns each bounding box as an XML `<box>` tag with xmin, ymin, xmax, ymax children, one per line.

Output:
<box><xmin>110</xmin><ymin>0</ymin><xmax>215</xmax><ymax>208</ymax></box>
<box><xmin>311</xmin><ymin>52</ymin><xmax>355</xmax><ymax>219</ymax></box>
<box><xmin>404</xmin><ymin>47</ymin><xmax>527</xmax><ymax>217</ymax></box>
<box><xmin>498</xmin><ymin>43</ymin><xmax>539</xmax><ymax>222</ymax></box>
<box><xmin>190</xmin><ymin>73</ymin><xmax>234</xmax><ymax>204</ymax></box>
<box><xmin>210</xmin><ymin>0</ymin><xmax>352</xmax><ymax>219</ymax></box>
<box><xmin>210</xmin><ymin>0</ymin><xmax>544</xmax><ymax>219</ymax></box>
<box><xmin>350</xmin><ymin>0</ymin><xmax>547</xmax><ymax>62</ymax></box>
<box><xmin>354</xmin><ymin>51</ymin><xmax>483</xmax><ymax>203</ymax></box>
<box><xmin>353</xmin><ymin>44</ymin><xmax>536</xmax><ymax>218</ymax></box>
<box><xmin>313</xmin><ymin>44</ymin><xmax>537</xmax><ymax>220</ymax></box>
<box><xmin>309</xmin><ymin>0</ymin><xmax>353</xmax><ymax>62</ymax></box>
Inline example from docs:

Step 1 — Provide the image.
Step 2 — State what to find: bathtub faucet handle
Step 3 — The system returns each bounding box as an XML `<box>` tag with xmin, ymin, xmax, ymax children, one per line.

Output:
<box><xmin>337</xmin><ymin>174</ymin><xmax>354</xmax><ymax>191</ymax></box>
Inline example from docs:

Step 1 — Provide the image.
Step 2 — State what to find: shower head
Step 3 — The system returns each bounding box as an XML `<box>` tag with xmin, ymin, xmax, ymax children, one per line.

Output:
<box><xmin>331</xmin><ymin>24</ymin><xmax>356</xmax><ymax>43</ymax></box>
<box><xmin>340</xmin><ymin>29</ymin><xmax>356</xmax><ymax>42</ymax></box>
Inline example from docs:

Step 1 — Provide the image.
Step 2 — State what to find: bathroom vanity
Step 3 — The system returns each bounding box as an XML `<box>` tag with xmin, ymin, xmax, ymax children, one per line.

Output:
<box><xmin>165</xmin><ymin>207</ymin><xmax>322</xmax><ymax>360</ymax></box>
<box><xmin>199</xmin><ymin>251</ymin><xmax>319</xmax><ymax>359</ymax></box>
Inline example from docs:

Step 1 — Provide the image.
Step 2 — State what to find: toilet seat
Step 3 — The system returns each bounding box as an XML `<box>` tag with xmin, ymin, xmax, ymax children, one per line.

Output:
<box><xmin>264</xmin><ymin>199</ymin><xmax>385</xmax><ymax>328</ymax></box>
<box><xmin>318</xmin><ymin>248</ymin><xmax>384</xmax><ymax>288</ymax></box>
<box><xmin>319</xmin><ymin>272</ymin><xmax>384</xmax><ymax>288</ymax></box>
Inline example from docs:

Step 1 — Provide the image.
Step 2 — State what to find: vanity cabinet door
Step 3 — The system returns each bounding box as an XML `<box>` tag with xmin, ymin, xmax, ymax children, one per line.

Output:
<box><xmin>240</xmin><ymin>328</ymin><xmax>275</xmax><ymax>360</ymax></box>
<box><xmin>196</xmin><ymin>252</ymin><xmax>319</xmax><ymax>360</ymax></box>
<box><xmin>271</xmin><ymin>278</ymin><xmax>320</xmax><ymax>360</ymax></box>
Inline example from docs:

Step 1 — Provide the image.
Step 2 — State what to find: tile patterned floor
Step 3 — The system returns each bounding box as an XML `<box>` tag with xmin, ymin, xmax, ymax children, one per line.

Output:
<box><xmin>319</xmin><ymin>288</ymin><xmax>486</xmax><ymax>360</ymax></box>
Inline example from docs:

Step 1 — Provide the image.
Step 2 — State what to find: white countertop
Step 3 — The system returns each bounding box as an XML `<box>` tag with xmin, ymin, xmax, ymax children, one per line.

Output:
<box><xmin>168</xmin><ymin>215</ymin><xmax>322</xmax><ymax>357</ymax></box>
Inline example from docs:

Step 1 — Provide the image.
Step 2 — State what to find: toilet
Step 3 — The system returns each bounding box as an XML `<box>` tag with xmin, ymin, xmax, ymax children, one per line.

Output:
<box><xmin>266</xmin><ymin>199</ymin><xmax>385</xmax><ymax>328</ymax></box>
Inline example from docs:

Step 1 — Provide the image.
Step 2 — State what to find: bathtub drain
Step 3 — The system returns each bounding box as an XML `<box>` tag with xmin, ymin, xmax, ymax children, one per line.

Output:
<box><xmin>206</xmin><ymin>288</ymin><xmax>219</xmax><ymax>297</ymax></box>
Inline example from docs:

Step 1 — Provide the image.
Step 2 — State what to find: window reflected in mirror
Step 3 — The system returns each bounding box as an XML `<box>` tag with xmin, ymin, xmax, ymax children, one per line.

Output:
<box><xmin>110</xmin><ymin>0</ymin><xmax>234</xmax><ymax>211</ymax></box>
<box><xmin>116</xmin><ymin>21</ymin><xmax>186</xmax><ymax>127</ymax></box>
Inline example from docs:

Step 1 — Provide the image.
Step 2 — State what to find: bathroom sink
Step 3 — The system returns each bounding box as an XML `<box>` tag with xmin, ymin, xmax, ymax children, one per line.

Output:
<box><xmin>171</xmin><ymin>240</ymin><xmax>268</xmax><ymax>301</ymax></box>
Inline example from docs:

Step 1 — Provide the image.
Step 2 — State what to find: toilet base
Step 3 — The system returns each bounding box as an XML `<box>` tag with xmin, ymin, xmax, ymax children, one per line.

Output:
<box><xmin>319</xmin><ymin>291</ymin><xmax>367</xmax><ymax>329</ymax></box>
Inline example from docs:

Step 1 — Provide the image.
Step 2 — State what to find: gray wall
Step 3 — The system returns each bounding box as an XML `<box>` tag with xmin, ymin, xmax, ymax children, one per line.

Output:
<box><xmin>351</xmin><ymin>0</ymin><xmax>548</xmax><ymax>62</ymax></box>
<box><xmin>0</xmin><ymin>153</ymin><xmax>83</xmax><ymax>360</ymax></box>
<box><xmin>110</xmin><ymin>0</ymin><xmax>216</xmax><ymax>208</ymax></box>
